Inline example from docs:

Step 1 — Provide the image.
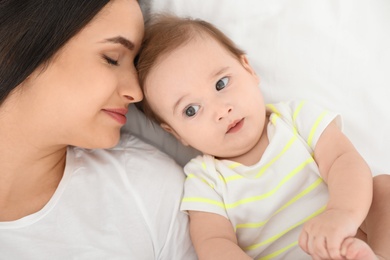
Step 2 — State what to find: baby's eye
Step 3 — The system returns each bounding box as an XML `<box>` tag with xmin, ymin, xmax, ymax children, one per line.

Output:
<box><xmin>216</xmin><ymin>77</ymin><xmax>229</xmax><ymax>91</ymax></box>
<box><xmin>103</xmin><ymin>55</ymin><xmax>119</xmax><ymax>66</ymax></box>
<box><xmin>184</xmin><ymin>105</ymin><xmax>200</xmax><ymax>117</ymax></box>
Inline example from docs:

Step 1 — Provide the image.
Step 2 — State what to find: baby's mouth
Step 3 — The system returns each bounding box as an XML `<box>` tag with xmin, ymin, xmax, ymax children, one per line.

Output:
<box><xmin>226</xmin><ymin>118</ymin><xmax>245</xmax><ymax>134</ymax></box>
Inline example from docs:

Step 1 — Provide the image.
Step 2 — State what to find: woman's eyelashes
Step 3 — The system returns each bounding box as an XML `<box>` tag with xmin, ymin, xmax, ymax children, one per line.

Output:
<box><xmin>103</xmin><ymin>55</ymin><xmax>119</xmax><ymax>66</ymax></box>
<box><xmin>216</xmin><ymin>76</ymin><xmax>229</xmax><ymax>91</ymax></box>
<box><xmin>184</xmin><ymin>105</ymin><xmax>200</xmax><ymax>117</ymax></box>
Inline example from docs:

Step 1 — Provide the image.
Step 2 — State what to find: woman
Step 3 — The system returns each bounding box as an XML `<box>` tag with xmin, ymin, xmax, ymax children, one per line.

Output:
<box><xmin>0</xmin><ymin>0</ymin><xmax>195</xmax><ymax>259</ymax></box>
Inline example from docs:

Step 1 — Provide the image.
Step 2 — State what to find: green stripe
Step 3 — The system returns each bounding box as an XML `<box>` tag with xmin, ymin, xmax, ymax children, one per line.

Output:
<box><xmin>257</xmin><ymin>241</ymin><xmax>298</xmax><ymax>260</ymax></box>
<box><xmin>244</xmin><ymin>205</ymin><xmax>326</xmax><ymax>251</ymax></box>
<box><xmin>307</xmin><ymin>111</ymin><xmax>328</xmax><ymax>147</ymax></box>
<box><xmin>183</xmin><ymin>157</ymin><xmax>315</xmax><ymax>209</ymax></box>
<box><xmin>236</xmin><ymin>177</ymin><xmax>323</xmax><ymax>230</ymax></box>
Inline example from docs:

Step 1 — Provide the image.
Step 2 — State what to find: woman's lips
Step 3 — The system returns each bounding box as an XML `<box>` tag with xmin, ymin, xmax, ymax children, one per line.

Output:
<box><xmin>103</xmin><ymin>108</ymin><xmax>128</xmax><ymax>125</ymax></box>
<box><xmin>226</xmin><ymin>118</ymin><xmax>244</xmax><ymax>134</ymax></box>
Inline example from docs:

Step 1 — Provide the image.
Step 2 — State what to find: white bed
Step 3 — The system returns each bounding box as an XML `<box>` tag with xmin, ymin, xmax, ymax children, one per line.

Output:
<box><xmin>128</xmin><ymin>0</ymin><xmax>390</xmax><ymax>176</ymax></box>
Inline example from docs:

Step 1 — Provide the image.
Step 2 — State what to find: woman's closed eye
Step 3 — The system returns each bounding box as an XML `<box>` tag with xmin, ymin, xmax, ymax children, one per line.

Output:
<box><xmin>216</xmin><ymin>76</ymin><xmax>229</xmax><ymax>91</ymax></box>
<box><xmin>103</xmin><ymin>55</ymin><xmax>119</xmax><ymax>66</ymax></box>
<box><xmin>184</xmin><ymin>105</ymin><xmax>200</xmax><ymax>117</ymax></box>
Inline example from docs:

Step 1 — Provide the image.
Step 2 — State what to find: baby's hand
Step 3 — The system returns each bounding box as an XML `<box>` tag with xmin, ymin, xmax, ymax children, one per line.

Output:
<box><xmin>298</xmin><ymin>208</ymin><xmax>359</xmax><ymax>259</ymax></box>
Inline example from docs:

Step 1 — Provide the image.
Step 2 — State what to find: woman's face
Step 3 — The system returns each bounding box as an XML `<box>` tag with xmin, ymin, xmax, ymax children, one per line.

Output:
<box><xmin>13</xmin><ymin>0</ymin><xmax>144</xmax><ymax>149</ymax></box>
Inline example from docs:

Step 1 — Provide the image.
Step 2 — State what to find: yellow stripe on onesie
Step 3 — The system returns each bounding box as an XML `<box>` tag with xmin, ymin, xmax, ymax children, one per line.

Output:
<box><xmin>180</xmin><ymin>100</ymin><xmax>340</xmax><ymax>259</ymax></box>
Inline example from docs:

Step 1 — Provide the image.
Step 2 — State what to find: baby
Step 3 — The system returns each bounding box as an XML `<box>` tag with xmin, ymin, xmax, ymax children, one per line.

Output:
<box><xmin>136</xmin><ymin>14</ymin><xmax>390</xmax><ymax>260</ymax></box>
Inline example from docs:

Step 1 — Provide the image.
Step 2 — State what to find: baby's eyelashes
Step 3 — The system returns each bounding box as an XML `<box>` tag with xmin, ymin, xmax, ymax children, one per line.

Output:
<box><xmin>216</xmin><ymin>76</ymin><xmax>229</xmax><ymax>91</ymax></box>
<box><xmin>184</xmin><ymin>105</ymin><xmax>200</xmax><ymax>117</ymax></box>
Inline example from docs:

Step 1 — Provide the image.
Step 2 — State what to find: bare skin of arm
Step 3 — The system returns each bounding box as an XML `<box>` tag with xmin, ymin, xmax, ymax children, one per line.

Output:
<box><xmin>298</xmin><ymin>121</ymin><xmax>373</xmax><ymax>259</ymax></box>
<box><xmin>189</xmin><ymin>210</ymin><xmax>253</xmax><ymax>260</ymax></box>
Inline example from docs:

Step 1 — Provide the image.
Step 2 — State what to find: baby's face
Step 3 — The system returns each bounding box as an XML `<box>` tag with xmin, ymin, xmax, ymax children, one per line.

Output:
<box><xmin>144</xmin><ymin>36</ymin><xmax>267</xmax><ymax>161</ymax></box>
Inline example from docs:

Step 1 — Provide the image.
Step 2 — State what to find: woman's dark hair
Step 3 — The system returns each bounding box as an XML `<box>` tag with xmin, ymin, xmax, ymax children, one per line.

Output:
<box><xmin>0</xmin><ymin>0</ymin><xmax>111</xmax><ymax>105</ymax></box>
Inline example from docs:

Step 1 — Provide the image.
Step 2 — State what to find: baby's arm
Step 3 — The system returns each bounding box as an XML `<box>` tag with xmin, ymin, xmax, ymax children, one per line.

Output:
<box><xmin>189</xmin><ymin>210</ymin><xmax>253</xmax><ymax>260</ymax></box>
<box><xmin>298</xmin><ymin>121</ymin><xmax>373</xmax><ymax>259</ymax></box>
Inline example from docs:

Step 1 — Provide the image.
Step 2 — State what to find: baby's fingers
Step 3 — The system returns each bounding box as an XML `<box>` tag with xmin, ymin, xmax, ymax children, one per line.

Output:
<box><xmin>299</xmin><ymin>231</ymin><xmax>340</xmax><ymax>259</ymax></box>
<box><xmin>298</xmin><ymin>230</ymin><xmax>309</xmax><ymax>254</ymax></box>
<box><xmin>312</xmin><ymin>236</ymin><xmax>331</xmax><ymax>259</ymax></box>
<box><xmin>299</xmin><ymin>231</ymin><xmax>327</xmax><ymax>258</ymax></box>
<box><xmin>326</xmin><ymin>236</ymin><xmax>344</xmax><ymax>259</ymax></box>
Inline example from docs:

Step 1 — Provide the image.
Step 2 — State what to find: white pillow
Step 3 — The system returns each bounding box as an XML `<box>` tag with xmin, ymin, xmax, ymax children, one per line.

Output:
<box><xmin>124</xmin><ymin>104</ymin><xmax>200</xmax><ymax>167</ymax></box>
<box><xmin>126</xmin><ymin>0</ymin><xmax>390</xmax><ymax>175</ymax></box>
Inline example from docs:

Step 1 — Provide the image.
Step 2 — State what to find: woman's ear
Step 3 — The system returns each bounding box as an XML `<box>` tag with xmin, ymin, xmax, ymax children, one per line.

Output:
<box><xmin>160</xmin><ymin>123</ymin><xmax>189</xmax><ymax>146</ymax></box>
<box><xmin>240</xmin><ymin>55</ymin><xmax>260</xmax><ymax>83</ymax></box>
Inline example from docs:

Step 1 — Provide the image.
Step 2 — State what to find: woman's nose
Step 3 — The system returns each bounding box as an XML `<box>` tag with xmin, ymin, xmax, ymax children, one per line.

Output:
<box><xmin>122</xmin><ymin>69</ymin><xmax>143</xmax><ymax>103</ymax></box>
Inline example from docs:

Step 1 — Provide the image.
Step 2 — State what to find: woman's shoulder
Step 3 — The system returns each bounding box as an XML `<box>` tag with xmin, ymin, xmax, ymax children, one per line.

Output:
<box><xmin>69</xmin><ymin>133</ymin><xmax>185</xmax><ymax>184</ymax></box>
<box><xmin>118</xmin><ymin>132</ymin><xmax>184</xmax><ymax>174</ymax></box>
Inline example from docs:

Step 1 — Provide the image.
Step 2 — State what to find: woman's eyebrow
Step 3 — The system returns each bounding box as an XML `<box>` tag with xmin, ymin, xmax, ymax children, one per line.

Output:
<box><xmin>103</xmin><ymin>36</ymin><xmax>135</xmax><ymax>51</ymax></box>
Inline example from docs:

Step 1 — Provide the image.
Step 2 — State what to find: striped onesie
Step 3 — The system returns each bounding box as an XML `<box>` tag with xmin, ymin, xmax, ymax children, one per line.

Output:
<box><xmin>180</xmin><ymin>100</ymin><xmax>341</xmax><ymax>259</ymax></box>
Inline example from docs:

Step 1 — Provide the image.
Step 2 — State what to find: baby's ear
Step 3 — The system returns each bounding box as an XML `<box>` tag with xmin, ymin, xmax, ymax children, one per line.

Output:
<box><xmin>240</xmin><ymin>55</ymin><xmax>258</xmax><ymax>78</ymax></box>
<box><xmin>160</xmin><ymin>123</ymin><xmax>189</xmax><ymax>146</ymax></box>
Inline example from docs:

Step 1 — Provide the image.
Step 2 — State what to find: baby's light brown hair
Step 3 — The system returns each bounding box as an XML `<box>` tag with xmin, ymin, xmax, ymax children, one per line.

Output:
<box><xmin>136</xmin><ymin>14</ymin><xmax>245</xmax><ymax>125</ymax></box>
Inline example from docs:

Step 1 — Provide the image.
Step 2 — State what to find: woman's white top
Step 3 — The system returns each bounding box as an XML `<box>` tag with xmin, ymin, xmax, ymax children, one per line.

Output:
<box><xmin>0</xmin><ymin>133</ymin><xmax>196</xmax><ymax>260</ymax></box>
